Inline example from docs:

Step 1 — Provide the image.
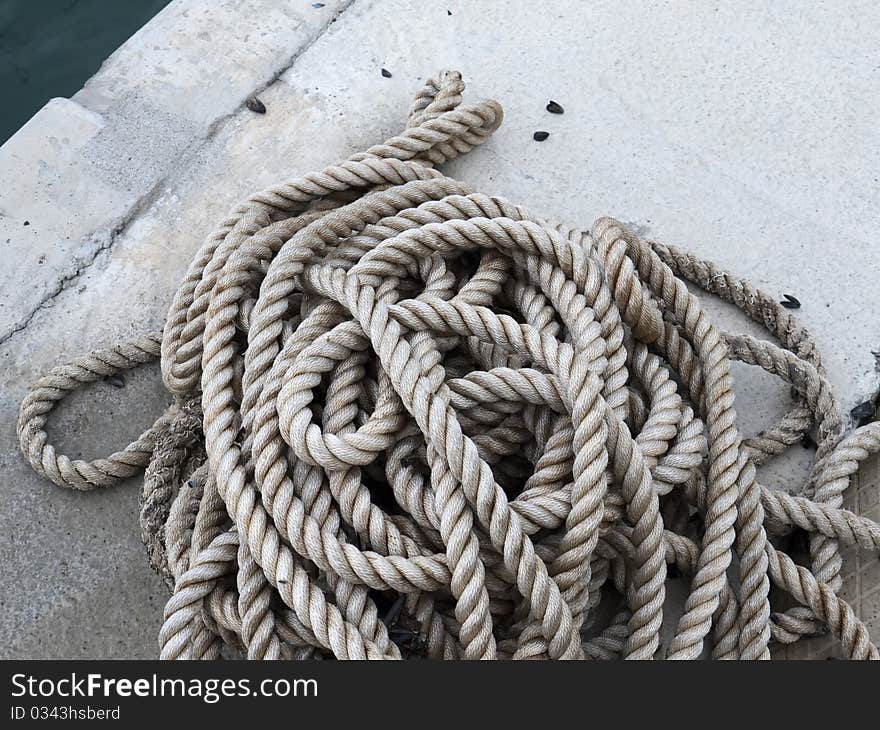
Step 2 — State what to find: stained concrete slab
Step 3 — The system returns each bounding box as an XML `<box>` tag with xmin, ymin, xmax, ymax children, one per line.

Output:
<box><xmin>0</xmin><ymin>0</ymin><xmax>878</xmax><ymax>658</ymax></box>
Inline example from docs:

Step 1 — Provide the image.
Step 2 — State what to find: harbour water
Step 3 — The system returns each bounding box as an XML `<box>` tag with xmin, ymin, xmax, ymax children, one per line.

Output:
<box><xmin>0</xmin><ymin>0</ymin><xmax>169</xmax><ymax>143</ymax></box>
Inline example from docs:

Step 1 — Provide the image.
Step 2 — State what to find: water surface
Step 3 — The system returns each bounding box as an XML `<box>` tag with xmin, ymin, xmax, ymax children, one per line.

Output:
<box><xmin>0</xmin><ymin>0</ymin><xmax>170</xmax><ymax>143</ymax></box>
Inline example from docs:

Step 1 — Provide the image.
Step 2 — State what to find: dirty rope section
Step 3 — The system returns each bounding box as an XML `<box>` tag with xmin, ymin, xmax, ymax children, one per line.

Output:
<box><xmin>18</xmin><ymin>71</ymin><xmax>880</xmax><ymax>660</ymax></box>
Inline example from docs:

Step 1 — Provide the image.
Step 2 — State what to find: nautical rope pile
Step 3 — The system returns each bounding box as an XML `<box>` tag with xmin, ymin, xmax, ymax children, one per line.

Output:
<box><xmin>17</xmin><ymin>71</ymin><xmax>880</xmax><ymax>660</ymax></box>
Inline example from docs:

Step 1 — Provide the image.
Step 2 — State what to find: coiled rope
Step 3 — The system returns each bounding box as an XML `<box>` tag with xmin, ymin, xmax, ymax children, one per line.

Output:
<box><xmin>18</xmin><ymin>71</ymin><xmax>880</xmax><ymax>660</ymax></box>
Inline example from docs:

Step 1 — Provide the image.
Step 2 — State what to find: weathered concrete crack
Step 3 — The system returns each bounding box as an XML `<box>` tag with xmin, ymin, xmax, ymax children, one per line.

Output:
<box><xmin>0</xmin><ymin>0</ymin><xmax>356</xmax><ymax>349</ymax></box>
<box><xmin>0</xmin><ymin>182</ymin><xmax>163</xmax><ymax>347</ymax></box>
<box><xmin>203</xmin><ymin>0</ymin><xmax>357</xmax><ymax>143</ymax></box>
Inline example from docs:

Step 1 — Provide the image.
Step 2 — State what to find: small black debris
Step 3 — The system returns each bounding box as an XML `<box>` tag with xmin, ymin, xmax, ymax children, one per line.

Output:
<box><xmin>787</xmin><ymin>528</ymin><xmax>810</xmax><ymax>558</ymax></box>
<box><xmin>533</xmin><ymin>131</ymin><xmax>550</xmax><ymax>141</ymax></box>
<box><xmin>447</xmin><ymin>9</ymin><xmax>452</xmax><ymax>15</ymax></box>
<box><xmin>23</xmin><ymin>220</ymin><xmax>30</xmax><ymax>226</ymax></box>
<box><xmin>312</xmin><ymin>2</ymin><xmax>325</xmax><ymax>7</ymax></box>
<box><xmin>851</xmin><ymin>400</ymin><xmax>877</xmax><ymax>427</ymax></box>
<box><xmin>245</xmin><ymin>95</ymin><xmax>266</xmax><ymax>114</ymax></box>
<box><xmin>106</xmin><ymin>374</ymin><xmax>125</xmax><ymax>388</ymax></box>
<box><xmin>382</xmin><ymin>595</ymin><xmax>405</xmax><ymax>627</ymax></box>
<box><xmin>779</xmin><ymin>293</ymin><xmax>801</xmax><ymax>309</ymax></box>
<box><xmin>546</xmin><ymin>100</ymin><xmax>564</xmax><ymax>114</ymax></box>
<box><xmin>381</xmin><ymin>68</ymin><xmax>392</xmax><ymax>78</ymax></box>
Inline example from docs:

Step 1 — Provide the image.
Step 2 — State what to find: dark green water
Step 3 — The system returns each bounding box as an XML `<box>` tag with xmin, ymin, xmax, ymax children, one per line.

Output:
<box><xmin>0</xmin><ymin>0</ymin><xmax>170</xmax><ymax>143</ymax></box>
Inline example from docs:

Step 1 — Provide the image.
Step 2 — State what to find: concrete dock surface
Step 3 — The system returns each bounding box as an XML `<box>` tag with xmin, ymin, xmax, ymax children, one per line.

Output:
<box><xmin>1</xmin><ymin>0</ymin><xmax>877</xmax><ymax>658</ymax></box>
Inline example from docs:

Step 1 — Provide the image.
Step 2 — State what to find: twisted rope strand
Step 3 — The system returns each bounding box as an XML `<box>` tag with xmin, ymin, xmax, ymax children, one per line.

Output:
<box><xmin>17</xmin><ymin>70</ymin><xmax>880</xmax><ymax>660</ymax></box>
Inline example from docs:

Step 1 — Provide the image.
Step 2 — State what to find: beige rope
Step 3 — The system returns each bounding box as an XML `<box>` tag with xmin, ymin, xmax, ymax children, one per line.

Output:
<box><xmin>17</xmin><ymin>70</ymin><xmax>880</xmax><ymax>660</ymax></box>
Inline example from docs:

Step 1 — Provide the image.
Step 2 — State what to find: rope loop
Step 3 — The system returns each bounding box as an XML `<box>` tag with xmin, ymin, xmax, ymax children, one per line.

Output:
<box><xmin>18</xmin><ymin>70</ymin><xmax>880</xmax><ymax>660</ymax></box>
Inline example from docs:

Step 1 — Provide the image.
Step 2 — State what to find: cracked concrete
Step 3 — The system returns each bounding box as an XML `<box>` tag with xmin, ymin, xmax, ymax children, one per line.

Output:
<box><xmin>0</xmin><ymin>0</ymin><xmax>355</xmax><ymax>658</ymax></box>
<box><xmin>1</xmin><ymin>221</ymin><xmax>129</xmax><ymax>347</ymax></box>
<box><xmin>1</xmin><ymin>0</ymin><xmax>878</xmax><ymax>657</ymax></box>
<box><xmin>0</xmin><ymin>0</ymin><xmax>355</xmax><ymax>348</ymax></box>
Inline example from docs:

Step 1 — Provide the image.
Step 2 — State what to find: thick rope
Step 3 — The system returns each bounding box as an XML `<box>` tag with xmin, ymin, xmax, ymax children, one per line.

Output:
<box><xmin>17</xmin><ymin>70</ymin><xmax>880</xmax><ymax>660</ymax></box>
